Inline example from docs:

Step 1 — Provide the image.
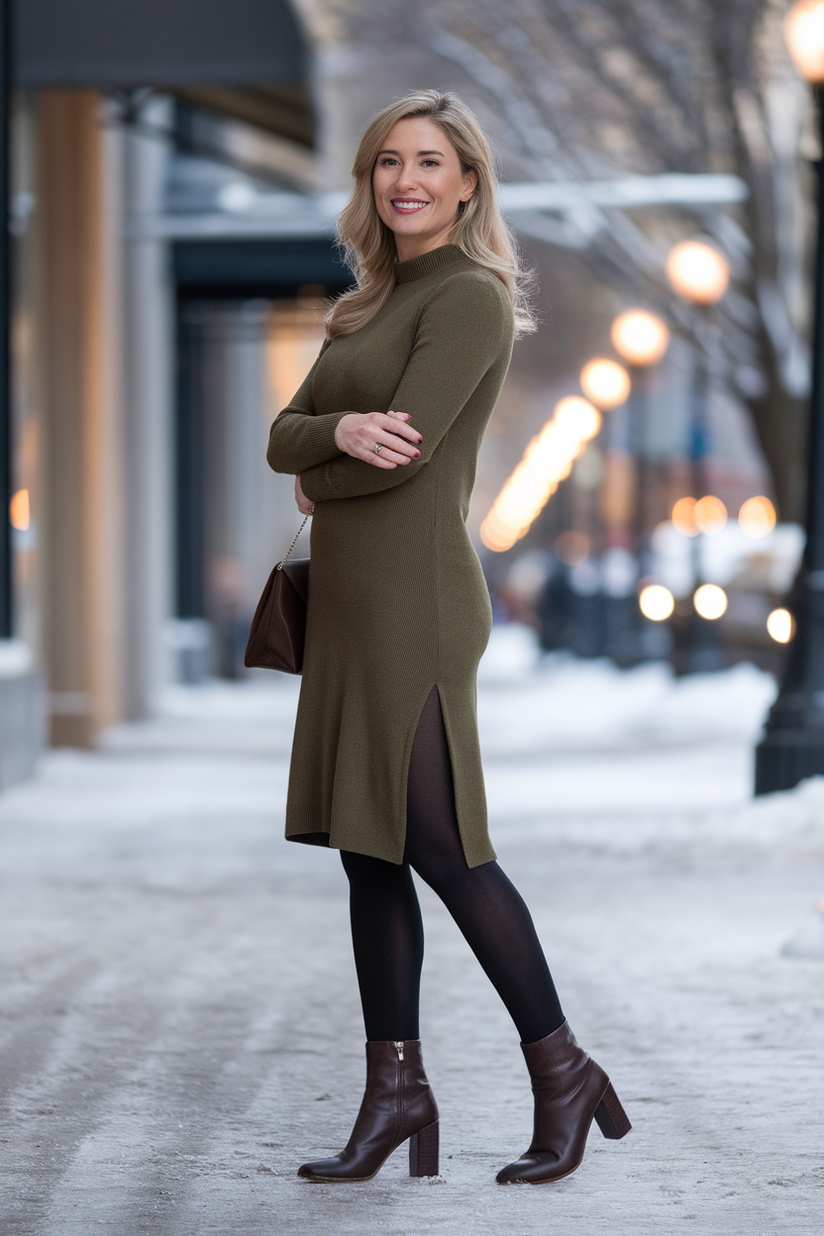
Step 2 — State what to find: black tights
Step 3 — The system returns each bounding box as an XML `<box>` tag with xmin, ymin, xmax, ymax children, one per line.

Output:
<box><xmin>340</xmin><ymin>687</ymin><xmax>564</xmax><ymax>1044</ymax></box>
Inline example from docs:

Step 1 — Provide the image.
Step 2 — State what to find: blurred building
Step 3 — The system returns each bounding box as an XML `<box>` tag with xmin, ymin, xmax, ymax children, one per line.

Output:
<box><xmin>1</xmin><ymin>0</ymin><xmax>807</xmax><ymax>781</ymax></box>
<box><xmin>6</xmin><ymin>0</ymin><xmax>343</xmax><ymax>764</ymax></box>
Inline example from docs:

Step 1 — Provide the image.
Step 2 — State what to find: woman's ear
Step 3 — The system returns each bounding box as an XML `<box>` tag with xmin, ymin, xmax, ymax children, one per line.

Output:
<box><xmin>460</xmin><ymin>170</ymin><xmax>478</xmax><ymax>202</ymax></box>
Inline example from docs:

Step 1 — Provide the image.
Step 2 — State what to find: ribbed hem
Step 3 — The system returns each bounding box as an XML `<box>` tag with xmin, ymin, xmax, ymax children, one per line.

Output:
<box><xmin>395</xmin><ymin>244</ymin><xmax>468</xmax><ymax>285</ymax></box>
<box><xmin>300</xmin><ymin>460</ymin><xmax>339</xmax><ymax>504</ymax></box>
<box><xmin>303</xmin><ymin>410</ymin><xmax>350</xmax><ymax>460</ymax></box>
<box><xmin>287</xmin><ymin>832</ymin><xmax>331</xmax><ymax>848</ymax></box>
<box><xmin>285</xmin><ymin>808</ymin><xmax>497</xmax><ymax>869</ymax></box>
<box><xmin>286</xmin><ymin>804</ymin><xmax>406</xmax><ymax>865</ymax></box>
<box><xmin>267</xmin><ymin>409</ymin><xmax>350</xmax><ymax>476</ymax></box>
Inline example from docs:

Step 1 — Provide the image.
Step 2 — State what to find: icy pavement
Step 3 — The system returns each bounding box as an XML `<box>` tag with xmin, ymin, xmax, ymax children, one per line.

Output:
<box><xmin>1</xmin><ymin>626</ymin><xmax>823</xmax><ymax>1235</ymax></box>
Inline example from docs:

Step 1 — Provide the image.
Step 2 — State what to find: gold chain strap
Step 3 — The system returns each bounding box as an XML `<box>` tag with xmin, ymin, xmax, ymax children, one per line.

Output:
<box><xmin>276</xmin><ymin>505</ymin><xmax>315</xmax><ymax>571</ymax></box>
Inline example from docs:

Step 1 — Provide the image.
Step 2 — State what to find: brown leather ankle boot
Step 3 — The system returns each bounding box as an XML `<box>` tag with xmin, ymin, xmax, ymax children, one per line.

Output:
<box><xmin>298</xmin><ymin>1039</ymin><xmax>439</xmax><ymax>1182</ymax></box>
<box><xmin>497</xmin><ymin>1020</ymin><xmax>631</xmax><ymax>1184</ymax></box>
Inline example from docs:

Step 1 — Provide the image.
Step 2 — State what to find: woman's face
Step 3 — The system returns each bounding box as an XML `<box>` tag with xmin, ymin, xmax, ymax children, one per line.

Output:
<box><xmin>372</xmin><ymin>117</ymin><xmax>477</xmax><ymax>262</ymax></box>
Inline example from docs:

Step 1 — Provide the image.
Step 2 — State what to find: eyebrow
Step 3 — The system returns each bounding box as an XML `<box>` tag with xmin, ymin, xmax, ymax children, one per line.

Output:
<box><xmin>377</xmin><ymin>149</ymin><xmax>446</xmax><ymax>158</ymax></box>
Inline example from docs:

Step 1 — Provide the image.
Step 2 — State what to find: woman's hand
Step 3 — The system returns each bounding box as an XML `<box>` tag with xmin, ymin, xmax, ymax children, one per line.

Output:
<box><xmin>334</xmin><ymin>410</ymin><xmax>423</xmax><ymax>469</ymax></box>
<box><xmin>294</xmin><ymin>475</ymin><xmax>315</xmax><ymax>514</ymax></box>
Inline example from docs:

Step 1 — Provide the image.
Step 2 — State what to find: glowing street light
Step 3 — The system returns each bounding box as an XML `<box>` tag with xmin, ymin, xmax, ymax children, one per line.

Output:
<box><xmin>694</xmin><ymin>495</ymin><xmax>727</xmax><ymax>535</ymax></box>
<box><xmin>739</xmin><ymin>495</ymin><xmax>776</xmax><ymax>539</ymax></box>
<box><xmin>553</xmin><ymin>395</ymin><xmax>602</xmax><ymax>444</ymax></box>
<box><xmin>9</xmin><ymin>488</ymin><xmax>29</xmax><ymax>532</ymax></box>
<box><xmin>611</xmin><ymin>310</ymin><xmax>670</xmax><ymax>368</ymax></box>
<box><xmin>580</xmin><ymin>358</ymin><xmax>631</xmax><ymax>409</ymax></box>
<box><xmin>639</xmin><ymin>584</ymin><xmax>674</xmax><ymax>622</ymax></box>
<box><xmin>666</xmin><ymin>240</ymin><xmax>730</xmax><ymax>305</ymax></box>
<box><xmin>693</xmin><ymin>583</ymin><xmax>727</xmax><ymax>620</ymax></box>
<box><xmin>784</xmin><ymin>0</ymin><xmax>824</xmax><ymax>82</ymax></box>
<box><xmin>672</xmin><ymin>497</ymin><xmax>699</xmax><ymax>537</ymax></box>
<box><xmin>767</xmin><ymin>608</ymin><xmax>795</xmax><ymax>644</ymax></box>
<box><xmin>481</xmin><ymin>395</ymin><xmax>602</xmax><ymax>552</ymax></box>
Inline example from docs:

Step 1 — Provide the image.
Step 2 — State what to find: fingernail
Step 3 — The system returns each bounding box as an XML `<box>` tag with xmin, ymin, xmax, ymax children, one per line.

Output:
<box><xmin>417</xmin><ymin>436</ymin><xmax>423</xmax><ymax>443</ymax></box>
<box><xmin>415</xmin><ymin>451</ymin><xmax>421</xmax><ymax>458</ymax></box>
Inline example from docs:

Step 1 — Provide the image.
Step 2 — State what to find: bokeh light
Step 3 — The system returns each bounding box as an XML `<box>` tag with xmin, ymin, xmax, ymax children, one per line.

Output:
<box><xmin>666</xmin><ymin>241</ymin><xmax>730</xmax><ymax>305</ymax></box>
<box><xmin>785</xmin><ymin>1</ymin><xmax>824</xmax><ymax>83</ymax></box>
<box><xmin>10</xmin><ymin>489</ymin><xmax>30</xmax><ymax>532</ymax></box>
<box><xmin>767</xmin><ymin>608</ymin><xmax>795</xmax><ymax>644</ymax></box>
<box><xmin>694</xmin><ymin>495</ymin><xmax>727</xmax><ymax>535</ymax></box>
<box><xmin>672</xmin><ymin>496</ymin><xmax>699</xmax><ymax>537</ymax></box>
<box><xmin>553</xmin><ymin>396</ymin><xmax>602</xmax><ymax>444</ymax></box>
<box><xmin>694</xmin><ymin>583</ymin><xmax>727</xmax><ymax>620</ymax></box>
<box><xmin>739</xmin><ymin>495</ymin><xmax>776</xmax><ymax>539</ymax></box>
<box><xmin>580</xmin><ymin>359</ymin><xmax>631</xmax><ymax>409</ymax></box>
<box><xmin>639</xmin><ymin>584</ymin><xmax>675</xmax><ymax>621</ymax></box>
<box><xmin>611</xmin><ymin>311</ymin><xmax>670</xmax><ymax>367</ymax></box>
<box><xmin>481</xmin><ymin>396</ymin><xmax>602</xmax><ymax>552</ymax></box>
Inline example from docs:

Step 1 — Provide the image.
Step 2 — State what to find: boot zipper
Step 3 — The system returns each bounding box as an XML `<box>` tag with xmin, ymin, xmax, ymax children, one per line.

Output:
<box><xmin>393</xmin><ymin>1041</ymin><xmax>405</xmax><ymax>1144</ymax></box>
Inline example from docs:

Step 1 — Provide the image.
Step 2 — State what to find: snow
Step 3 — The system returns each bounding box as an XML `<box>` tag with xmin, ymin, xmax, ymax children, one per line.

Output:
<box><xmin>1</xmin><ymin>625</ymin><xmax>823</xmax><ymax>1234</ymax></box>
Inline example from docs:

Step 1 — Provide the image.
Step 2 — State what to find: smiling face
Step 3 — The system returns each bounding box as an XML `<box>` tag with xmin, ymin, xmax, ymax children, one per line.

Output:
<box><xmin>371</xmin><ymin>116</ymin><xmax>477</xmax><ymax>262</ymax></box>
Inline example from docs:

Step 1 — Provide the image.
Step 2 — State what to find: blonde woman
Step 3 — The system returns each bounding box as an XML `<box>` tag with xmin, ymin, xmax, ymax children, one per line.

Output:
<box><xmin>266</xmin><ymin>90</ymin><xmax>630</xmax><ymax>1185</ymax></box>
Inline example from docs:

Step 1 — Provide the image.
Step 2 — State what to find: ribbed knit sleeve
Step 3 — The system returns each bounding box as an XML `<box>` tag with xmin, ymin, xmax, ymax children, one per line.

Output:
<box><xmin>299</xmin><ymin>272</ymin><xmax>512</xmax><ymax>503</ymax></box>
<box><xmin>266</xmin><ymin>345</ymin><xmax>349</xmax><ymax>475</ymax></box>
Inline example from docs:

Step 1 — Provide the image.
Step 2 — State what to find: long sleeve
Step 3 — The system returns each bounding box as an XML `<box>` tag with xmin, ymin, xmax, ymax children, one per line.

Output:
<box><xmin>299</xmin><ymin>272</ymin><xmax>512</xmax><ymax>503</ymax></box>
<box><xmin>266</xmin><ymin>344</ymin><xmax>349</xmax><ymax>475</ymax></box>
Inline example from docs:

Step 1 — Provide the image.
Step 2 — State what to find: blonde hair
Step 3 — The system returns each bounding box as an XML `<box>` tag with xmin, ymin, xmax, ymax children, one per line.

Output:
<box><xmin>326</xmin><ymin>90</ymin><xmax>536</xmax><ymax>339</ymax></box>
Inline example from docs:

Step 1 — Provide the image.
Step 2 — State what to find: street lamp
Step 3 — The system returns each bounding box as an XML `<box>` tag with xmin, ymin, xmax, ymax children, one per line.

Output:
<box><xmin>610</xmin><ymin>313</ymin><xmax>670</xmax><ymax>540</ymax></box>
<box><xmin>666</xmin><ymin>241</ymin><xmax>730</xmax><ymax>306</ymax></box>
<box><xmin>756</xmin><ymin>0</ymin><xmax>824</xmax><ymax>791</ymax></box>
<box><xmin>784</xmin><ymin>0</ymin><xmax>824</xmax><ymax>82</ymax></box>
<box><xmin>666</xmin><ymin>239</ymin><xmax>730</xmax><ymax>672</ymax></box>
<box><xmin>611</xmin><ymin>310</ymin><xmax>670</xmax><ymax>368</ymax></box>
<box><xmin>611</xmin><ymin>310</ymin><xmax>671</xmax><ymax>659</ymax></box>
<box><xmin>579</xmin><ymin>357</ymin><xmax>631</xmax><ymax>410</ymax></box>
<box><xmin>665</xmin><ymin>241</ymin><xmax>730</xmax><ymax>498</ymax></box>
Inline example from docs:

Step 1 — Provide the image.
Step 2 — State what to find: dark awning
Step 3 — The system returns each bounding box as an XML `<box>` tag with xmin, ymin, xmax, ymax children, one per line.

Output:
<box><xmin>173</xmin><ymin>238</ymin><xmax>352</xmax><ymax>298</ymax></box>
<box><xmin>16</xmin><ymin>0</ymin><xmax>309</xmax><ymax>90</ymax></box>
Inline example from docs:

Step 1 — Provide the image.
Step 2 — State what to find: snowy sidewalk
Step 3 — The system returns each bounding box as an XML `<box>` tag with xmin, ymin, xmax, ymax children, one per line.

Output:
<box><xmin>1</xmin><ymin>629</ymin><xmax>823</xmax><ymax>1235</ymax></box>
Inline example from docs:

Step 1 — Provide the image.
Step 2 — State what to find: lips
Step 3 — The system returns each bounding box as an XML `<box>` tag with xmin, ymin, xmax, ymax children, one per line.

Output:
<box><xmin>391</xmin><ymin>199</ymin><xmax>429</xmax><ymax>213</ymax></box>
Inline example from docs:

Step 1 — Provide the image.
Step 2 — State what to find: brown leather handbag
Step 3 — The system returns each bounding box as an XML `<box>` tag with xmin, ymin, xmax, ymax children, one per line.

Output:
<box><xmin>244</xmin><ymin>508</ymin><xmax>313</xmax><ymax>674</ymax></box>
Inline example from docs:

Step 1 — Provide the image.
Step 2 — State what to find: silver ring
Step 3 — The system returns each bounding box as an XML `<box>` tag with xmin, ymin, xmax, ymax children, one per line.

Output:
<box><xmin>374</xmin><ymin>443</ymin><xmax>383</xmax><ymax>454</ymax></box>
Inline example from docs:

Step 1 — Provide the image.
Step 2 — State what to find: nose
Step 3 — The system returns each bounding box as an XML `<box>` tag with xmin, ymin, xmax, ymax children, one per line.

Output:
<box><xmin>394</xmin><ymin>162</ymin><xmax>419</xmax><ymax>193</ymax></box>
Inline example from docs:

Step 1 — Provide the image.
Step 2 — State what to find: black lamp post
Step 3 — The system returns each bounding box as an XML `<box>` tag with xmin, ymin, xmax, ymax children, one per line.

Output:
<box><xmin>755</xmin><ymin>3</ymin><xmax>824</xmax><ymax>792</ymax></box>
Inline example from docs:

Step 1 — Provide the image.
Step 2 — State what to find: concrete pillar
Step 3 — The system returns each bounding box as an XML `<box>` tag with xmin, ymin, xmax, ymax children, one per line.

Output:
<box><xmin>121</xmin><ymin>97</ymin><xmax>174</xmax><ymax>718</ymax></box>
<box><xmin>36</xmin><ymin>91</ymin><xmax>125</xmax><ymax>746</ymax></box>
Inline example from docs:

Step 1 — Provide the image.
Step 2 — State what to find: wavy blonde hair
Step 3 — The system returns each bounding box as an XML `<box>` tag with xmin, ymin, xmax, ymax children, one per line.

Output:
<box><xmin>326</xmin><ymin>90</ymin><xmax>536</xmax><ymax>339</ymax></box>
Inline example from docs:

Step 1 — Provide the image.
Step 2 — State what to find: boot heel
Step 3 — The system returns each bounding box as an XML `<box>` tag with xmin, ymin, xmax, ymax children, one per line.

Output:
<box><xmin>409</xmin><ymin>1120</ymin><xmax>439</xmax><ymax>1177</ymax></box>
<box><xmin>594</xmin><ymin>1082</ymin><xmax>632</xmax><ymax>1140</ymax></box>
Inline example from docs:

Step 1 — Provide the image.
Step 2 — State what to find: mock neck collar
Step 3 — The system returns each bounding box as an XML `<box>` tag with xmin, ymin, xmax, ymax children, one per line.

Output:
<box><xmin>394</xmin><ymin>244</ymin><xmax>468</xmax><ymax>285</ymax></box>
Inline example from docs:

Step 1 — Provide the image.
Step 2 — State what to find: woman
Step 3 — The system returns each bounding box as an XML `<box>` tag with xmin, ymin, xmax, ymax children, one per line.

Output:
<box><xmin>266</xmin><ymin>89</ymin><xmax>630</xmax><ymax>1186</ymax></box>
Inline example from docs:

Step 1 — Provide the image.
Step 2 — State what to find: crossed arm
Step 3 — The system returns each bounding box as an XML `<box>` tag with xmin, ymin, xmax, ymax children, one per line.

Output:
<box><xmin>266</xmin><ymin>272</ymin><xmax>511</xmax><ymax>508</ymax></box>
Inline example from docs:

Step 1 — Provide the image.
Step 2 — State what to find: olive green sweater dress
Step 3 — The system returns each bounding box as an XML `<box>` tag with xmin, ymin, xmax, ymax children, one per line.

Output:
<box><xmin>266</xmin><ymin>244</ymin><xmax>515</xmax><ymax>868</ymax></box>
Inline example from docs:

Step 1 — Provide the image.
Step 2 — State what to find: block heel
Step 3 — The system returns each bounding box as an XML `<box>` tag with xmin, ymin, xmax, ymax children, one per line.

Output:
<box><xmin>409</xmin><ymin>1119</ymin><xmax>439</xmax><ymax>1177</ymax></box>
<box><xmin>297</xmin><ymin>1040</ymin><xmax>439</xmax><ymax>1182</ymax></box>
<box><xmin>496</xmin><ymin>1021</ymin><xmax>632</xmax><ymax>1184</ymax></box>
<box><xmin>594</xmin><ymin>1082</ymin><xmax>632</xmax><ymax>1140</ymax></box>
